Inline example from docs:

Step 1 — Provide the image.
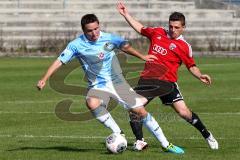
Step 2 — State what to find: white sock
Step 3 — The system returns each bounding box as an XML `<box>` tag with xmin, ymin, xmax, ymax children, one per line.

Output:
<box><xmin>91</xmin><ymin>106</ymin><xmax>121</xmax><ymax>134</ymax></box>
<box><xmin>142</xmin><ymin>113</ymin><xmax>169</xmax><ymax>148</ymax></box>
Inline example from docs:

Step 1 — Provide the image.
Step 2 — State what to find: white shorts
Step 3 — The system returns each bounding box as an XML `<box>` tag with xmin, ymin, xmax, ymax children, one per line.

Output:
<box><xmin>86</xmin><ymin>80</ymin><xmax>147</xmax><ymax>109</ymax></box>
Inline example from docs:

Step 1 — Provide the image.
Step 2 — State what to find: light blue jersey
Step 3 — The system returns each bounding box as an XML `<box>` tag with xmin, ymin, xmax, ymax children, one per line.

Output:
<box><xmin>58</xmin><ymin>31</ymin><xmax>127</xmax><ymax>88</ymax></box>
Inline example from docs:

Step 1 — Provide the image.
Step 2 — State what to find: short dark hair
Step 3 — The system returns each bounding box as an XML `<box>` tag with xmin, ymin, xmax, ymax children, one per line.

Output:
<box><xmin>169</xmin><ymin>12</ymin><xmax>185</xmax><ymax>26</ymax></box>
<box><xmin>81</xmin><ymin>14</ymin><xmax>99</xmax><ymax>30</ymax></box>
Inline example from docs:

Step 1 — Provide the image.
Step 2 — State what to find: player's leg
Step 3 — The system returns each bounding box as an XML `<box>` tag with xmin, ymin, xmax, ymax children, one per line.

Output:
<box><xmin>172</xmin><ymin>100</ymin><xmax>218</xmax><ymax>149</ymax></box>
<box><xmin>86</xmin><ymin>92</ymin><xmax>122</xmax><ymax>134</ymax></box>
<box><xmin>112</xmin><ymin>80</ymin><xmax>184</xmax><ymax>154</ymax></box>
<box><xmin>160</xmin><ymin>82</ymin><xmax>218</xmax><ymax>149</ymax></box>
<box><xmin>172</xmin><ymin>100</ymin><xmax>209</xmax><ymax>138</ymax></box>
<box><xmin>129</xmin><ymin>96</ymin><xmax>156</xmax><ymax>150</ymax></box>
<box><xmin>130</xmin><ymin>106</ymin><xmax>184</xmax><ymax>154</ymax></box>
<box><xmin>129</xmin><ymin>111</ymin><xmax>146</xmax><ymax>150</ymax></box>
<box><xmin>115</xmin><ymin>78</ymin><xmax>149</xmax><ymax>150</ymax></box>
<box><xmin>128</xmin><ymin>97</ymin><xmax>154</xmax><ymax>150</ymax></box>
<box><xmin>129</xmin><ymin>78</ymin><xmax>161</xmax><ymax>150</ymax></box>
<box><xmin>129</xmin><ymin>111</ymin><xmax>143</xmax><ymax>140</ymax></box>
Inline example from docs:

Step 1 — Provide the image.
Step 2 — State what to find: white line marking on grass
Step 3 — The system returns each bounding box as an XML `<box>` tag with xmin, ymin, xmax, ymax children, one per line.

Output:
<box><xmin>2</xmin><ymin>100</ymin><xmax>85</xmax><ymax>104</ymax></box>
<box><xmin>1</xmin><ymin>111</ymin><xmax>240</xmax><ymax>115</ymax></box>
<box><xmin>0</xmin><ymin>134</ymin><xmax>107</xmax><ymax>139</ymax></box>
<box><xmin>186</xmin><ymin>97</ymin><xmax>240</xmax><ymax>101</ymax></box>
<box><xmin>200</xmin><ymin>63</ymin><xmax>240</xmax><ymax>67</ymax></box>
<box><xmin>2</xmin><ymin>97</ymin><xmax>240</xmax><ymax>105</ymax></box>
<box><xmin>0</xmin><ymin>134</ymin><xmax>106</xmax><ymax>139</ymax></box>
<box><xmin>0</xmin><ymin>134</ymin><xmax>240</xmax><ymax>140</ymax></box>
<box><xmin>199</xmin><ymin>112</ymin><xmax>240</xmax><ymax>115</ymax></box>
<box><xmin>2</xmin><ymin>100</ymin><xmax>59</xmax><ymax>104</ymax></box>
<box><xmin>0</xmin><ymin>111</ymin><xmax>54</xmax><ymax>114</ymax></box>
<box><xmin>230</xmin><ymin>98</ymin><xmax>240</xmax><ymax>100</ymax></box>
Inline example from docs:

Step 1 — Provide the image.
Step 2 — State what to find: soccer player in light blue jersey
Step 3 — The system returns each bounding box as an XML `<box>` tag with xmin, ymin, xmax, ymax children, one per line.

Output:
<box><xmin>37</xmin><ymin>14</ymin><xmax>184</xmax><ymax>154</ymax></box>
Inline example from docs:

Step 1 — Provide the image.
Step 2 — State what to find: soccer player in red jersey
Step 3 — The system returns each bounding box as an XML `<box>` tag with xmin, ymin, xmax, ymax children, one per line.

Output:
<box><xmin>117</xmin><ymin>1</ymin><xmax>218</xmax><ymax>150</ymax></box>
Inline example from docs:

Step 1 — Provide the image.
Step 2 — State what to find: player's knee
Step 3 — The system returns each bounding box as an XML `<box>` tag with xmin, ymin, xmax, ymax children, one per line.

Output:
<box><xmin>86</xmin><ymin>97</ymin><xmax>102</xmax><ymax>110</ymax></box>
<box><xmin>178</xmin><ymin>109</ymin><xmax>191</xmax><ymax>119</ymax></box>
<box><xmin>129</xmin><ymin>111</ymin><xmax>141</xmax><ymax>122</ymax></box>
<box><xmin>90</xmin><ymin>102</ymin><xmax>108</xmax><ymax>118</ymax></box>
<box><xmin>130</xmin><ymin>107</ymin><xmax>148</xmax><ymax>118</ymax></box>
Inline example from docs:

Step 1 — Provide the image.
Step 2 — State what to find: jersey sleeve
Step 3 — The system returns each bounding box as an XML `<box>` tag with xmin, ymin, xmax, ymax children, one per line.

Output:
<box><xmin>180</xmin><ymin>43</ymin><xmax>196</xmax><ymax>69</ymax></box>
<box><xmin>140</xmin><ymin>27</ymin><xmax>154</xmax><ymax>38</ymax></box>
<box><xmin>57</xmin><ymin>42</ymin><xmax>78</xmax><ymax>64</ymax></box>
<box><xmin>110</xmin><ymin>34</ymin><xmax>129</xmax><ymax>49</ymax></box>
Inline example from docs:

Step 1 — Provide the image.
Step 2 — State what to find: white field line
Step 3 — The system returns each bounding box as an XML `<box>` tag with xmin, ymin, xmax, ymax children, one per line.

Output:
<box><xmin>199</xmin><ymin>63</ymin><xmax>240</xmax><ymax>67</ymax></box>
<box><xmin>0</xmin><ymin>111</ymin><xmax>240</xmax><ymax>115</ymax></box>
<box><xmin>0</xmin><ymin>111</ymin><xmax>54</xmax><ymax>114</ymax></box>
<box><xmin>2</xmin><ymin>100</ymin><xmax>59</xmax><ymax>104</ymax></box>
<box><xmin>2</xmin><ymin>97</ymin><xmax>240</xmax><ymax>105</ymax></box>
<box><xmin>0</xmin><ymin>134</ymin><xmax>239</xmax><ymax>140</ymax></box>
<box><xmin>200</xmin><ymin>112</ymin><xmax>240</xmax><ymax>115</ymax></box>
<box><xmin>230</xmin><ymin>98</ymin><xmax>240</xmax><ymax>100</ymax></box>
<box><xmin>1</xmin><ymin>100</ymin><xmax>86</xmax><ymax>104</ymax></box>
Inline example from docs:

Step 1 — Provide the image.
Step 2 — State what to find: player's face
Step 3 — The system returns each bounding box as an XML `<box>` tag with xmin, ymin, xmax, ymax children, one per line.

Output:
<box><xmin>83</xmin><ymin>21</ymin><xmax>100</xmax><ymax>41</ymax></box>
<box><xmin>168</xmin><ymin>21</ymin><xmax>185</xmax><ymax>39</ymax></box>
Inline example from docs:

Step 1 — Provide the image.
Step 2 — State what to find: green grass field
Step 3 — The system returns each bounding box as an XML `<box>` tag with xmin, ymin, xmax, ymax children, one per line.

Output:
<box><xmin>0</xmin><ymin>56</ymin><xmax>239</xmax><ymax>160</ymax></box>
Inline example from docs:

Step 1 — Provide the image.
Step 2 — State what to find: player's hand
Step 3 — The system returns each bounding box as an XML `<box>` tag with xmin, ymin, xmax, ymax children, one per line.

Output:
<box><xmin>143</xmin><ymin>55</ymin><xmax>158</xmax><ymax>62</ymax></box>
<box><xmin>199</xmin><ymin>74</ymin><xmax>211</xmax><ymax>85</ymax></box>
<box><xmin>117</xmin><ymin>1</ymin><xmax>129</xmax><ymax>16</ymax></box>
<box><xmin>37</xmin><ymin>80</ymin><xmax>46</xmax><ymax>90</ymax></box>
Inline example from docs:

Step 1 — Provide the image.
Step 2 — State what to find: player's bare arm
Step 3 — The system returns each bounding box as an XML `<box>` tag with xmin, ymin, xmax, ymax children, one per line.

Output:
<box><xmin>120</xmin><ymin>43</ymin><xmax>157</xmax><ymax>62</ymax></box>
<box><xmin>117</xmin><ymin>1</ymin><xmax>144</xmax><ymax>34</ymax></box>
<box><xmin>37</xmin><ymin>59</ymin><xmax>63</xmax><ymax>90</ymax></box>
<box><xmin>189</xmin><ymin>66</ymin><xmax>211</xmax><ymax>85</ymax></box>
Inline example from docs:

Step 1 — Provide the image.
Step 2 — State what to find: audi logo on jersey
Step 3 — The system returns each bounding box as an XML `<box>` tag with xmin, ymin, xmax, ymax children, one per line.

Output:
<box><xmin>152</xmin><ymin>44</ymin><xmax>167</xmax><ymax>55</ymax></box>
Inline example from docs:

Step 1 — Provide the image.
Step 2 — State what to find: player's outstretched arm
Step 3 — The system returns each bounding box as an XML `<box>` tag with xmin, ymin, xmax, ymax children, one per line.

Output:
<box><xmin>37</xmin><ymin>59</ymin><xmax>63</xmax><ymax>90</ymax></box>
<box><xmin>120</xmin><ymin>43</ymin><xmax>157</xmax><ymax>62</ymax></box>
<box><xmin>189</xmin><ymin>66</ymin><xmax>212</xmax><ymax>85</ymax></box>
<box><xmin>117</xmin><ymin>1</ymin><xmax>144</xmax><ymax>34</ymax></box>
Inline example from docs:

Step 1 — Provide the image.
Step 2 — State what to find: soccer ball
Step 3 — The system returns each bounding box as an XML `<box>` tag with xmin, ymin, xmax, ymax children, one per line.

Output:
<box><xmin>105</xmin><ymin>133</ymin><xmax>127</xmax><ymax>154</ymax></box>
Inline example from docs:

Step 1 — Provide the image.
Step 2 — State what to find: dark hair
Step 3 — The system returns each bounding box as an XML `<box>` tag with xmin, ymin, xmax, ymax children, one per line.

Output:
<box><xmin>169</xmin><ymin>12</ymin><xmax>185</xmax><ymax>26</ymax></box>
<box><xmin>81</xmin><ymin>14</ymin><xmax>99</xmax><ymax>30</ymax></box>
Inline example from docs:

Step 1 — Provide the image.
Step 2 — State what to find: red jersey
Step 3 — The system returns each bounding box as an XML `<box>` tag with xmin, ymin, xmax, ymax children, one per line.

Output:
<box><xmin>140</xmin><ymin>27</ymin><xmax>196</xmax><ymax>82</ymax></box>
